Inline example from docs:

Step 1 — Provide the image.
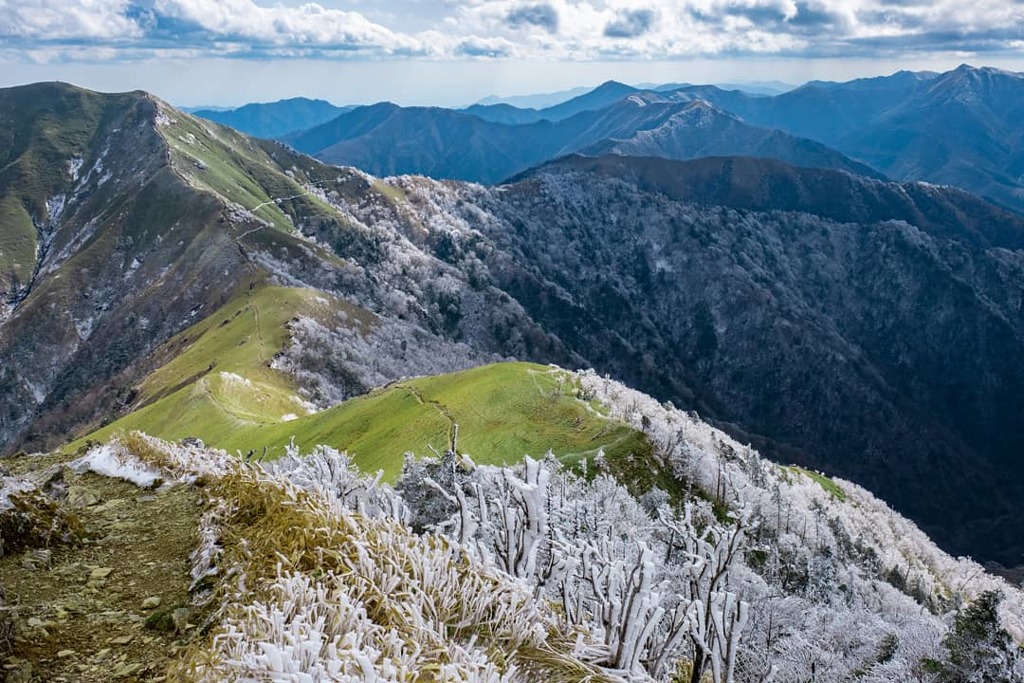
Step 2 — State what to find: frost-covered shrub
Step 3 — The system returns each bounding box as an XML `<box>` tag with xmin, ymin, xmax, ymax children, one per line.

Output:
<box><xmin>573</xmin><ymin>369</ymin><xmax>1024</xmax><ymax>682</ymax></box>
<box><xmin>272</xmin><ymin>313</ymin><xmax>493</xmax><ymax>409</ymax></box>
<box><xmin>411</xmin><ymin>453</ymin><xmax>752</xmax><ymax>681</ymax></box>
<box><xmin>265</xmin><ymin>445</ymin><xmax>406</xmax><ymax>521</ymax></box>
<box><xmin>118</xmin><ymin>436</ymin><xmax>615</xmax><ymax>682</ymax></box>
<box><xmin>110</xmin><ymin>341</ymin><xmax>1024</xmax><ymax>683</ymax></box>
<box><xmin>0</xmin><ymin>472</ymin><xmax>83</xmax><ymax>556</ymax></box>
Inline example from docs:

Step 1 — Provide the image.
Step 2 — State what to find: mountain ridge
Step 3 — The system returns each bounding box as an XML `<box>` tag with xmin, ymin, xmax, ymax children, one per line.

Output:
<box><xmin>278</xmin><ymin>65</ymin><xmax>1024</xmax><ymax>212</ymax></box>
<box><xmin>287</xmin><ymin>95</ymin><xmax>882</xmax><ymax>184</ymax></box>
<box><xmin>684</xmin><ymin>64</ymin><xmax>1024</xmax><ymax>212</ymax></box>
<box><xmin>4</xmin><ymin>82</ymin><xmax>1024</xmax><ymax>573</ymax></box>
<box><xmin>192</xmin><ymin>96</ymin><xmax>353</xmax><ymax>139</ymax></box>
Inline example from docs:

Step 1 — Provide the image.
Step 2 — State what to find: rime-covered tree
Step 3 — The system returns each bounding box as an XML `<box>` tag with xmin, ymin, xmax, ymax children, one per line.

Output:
<box><xmin>935</xmin><ymin>591</ymin><xmax>1023</xmax><ymax>683</ymax></box>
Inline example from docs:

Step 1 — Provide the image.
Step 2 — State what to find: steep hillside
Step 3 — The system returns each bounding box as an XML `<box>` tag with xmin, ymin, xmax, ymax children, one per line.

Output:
<box><xmin>384</xmin><ymin>157</ymin><xmax>1024</xmax><ymax>568</ymax></box>
<box><xmin>0</xmin><ymin>83</ymin><xmax>559</xmax><ymax>455</ymax></box>
<box><xmin>531</xmin><ymin>155</ymin><xmax>1024</xmax><ymax>249</ymax></box>
<box><xmin>0</xmin><ymin>82</ymin><xmax>251</xmax><ymax>454</ymax></box>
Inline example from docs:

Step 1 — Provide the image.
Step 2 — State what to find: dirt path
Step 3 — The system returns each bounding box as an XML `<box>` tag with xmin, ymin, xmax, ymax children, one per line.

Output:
<box><xmin>1</xmin><ymin>457</ymin><xmax>201</xmax><ymax>682</ymax></box>
<box><xmin>249</xmin><ymin>292</ymin><xmax>267</xmax><ymax>361</ymax></box>
<box><xmin>399</xmin><ymin>383</ymin><xmax>458</xmax><ymax>450</ymax></box>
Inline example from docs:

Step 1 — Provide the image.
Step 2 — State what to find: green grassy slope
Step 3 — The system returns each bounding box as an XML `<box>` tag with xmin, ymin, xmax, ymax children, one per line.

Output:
<box><xmin>0</xmin><ymin>83</ymin><xmax>135</xmax><ymax>299</ymax></box>
<box><xmin>68</xmin><ymin>283</ymin><xmax>361</xmax><ymax>450</ymax></box>
<box><xmin>157</xmin><ymin>109</ymin><xmax>344</xmax><ymax>235</ymax></box>
<box><xmin>0</xmin><ymin>196</ymin><xmax>36</xmax><ymax>293</ymax></box>
<box><xmin>222</xmin><ymin>361</ymin><xmax>646</xmax><ymax>479</ymax></box>
<box><xmin>155</xmin><ymin>105</ymin><xmax>403</xmax><ymax>276</ymax></box>
<box><xmin>70</xmin><ymin>283</ymin><xmax>644</xmax><ymax>480</ymax></box>
<box><xmin>0</xmin><ymin>83</ymin><xmax>420</xmax><ymax>456</ymax></box>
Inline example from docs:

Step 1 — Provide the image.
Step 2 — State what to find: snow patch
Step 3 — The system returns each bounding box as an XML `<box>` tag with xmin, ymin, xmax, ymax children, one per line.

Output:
<box><xmin>155</xmin><ymin>108</ymin><xmax>175</xmax><ymax>127</ymax></box>
<box><xmin>67</xmin><ymin>157</ymin><xmax>84</xmax><ymax>181</ymax></box>
<box><xmin>219</xmin><ymin>371</ymin><xmax>252</xmax><ymax>387</ymax></box>
<box><xmin>74</xmin><ymin>316</ymin><xmax>95</xmax><ymax>340</ymax></box>
<box><xmin>71</xmin><ymin>445</ymin><xmax>164</xmax><ymax>488</ymax></box>
<box><xmin>0</xmin><ymin>476</ymin><xmax>36</xmax><ymax>512</ymax></box>
<box><xmin>626</xmin><ymin>94</ymin><xmax>647</xmax><ymax>107</ymax></box>
<box><xmin>280</xmin><ymin>413</ymin><xmax>298</xmax><ymax>422</ymax></box>
<box><xmin>46</xmin><ymin>194</ymin><xmax>66</xmax><ymax>229</ymax></box>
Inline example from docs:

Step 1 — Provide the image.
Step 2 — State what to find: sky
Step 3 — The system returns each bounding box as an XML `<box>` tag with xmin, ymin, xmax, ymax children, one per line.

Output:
<box><xmin>2</xmin><ymin>0</ymin><xmax>1024</xmax><ymax>107</ymax></box>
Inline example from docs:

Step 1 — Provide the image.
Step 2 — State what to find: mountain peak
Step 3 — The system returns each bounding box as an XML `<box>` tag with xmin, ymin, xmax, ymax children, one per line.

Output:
<box><xmin>948</xmin><ymin>63</ymin><xmax>1022</xmax><ymax>79</ymax></box>
<box><xmin>594</xmin><ymin>79</ymin><xmax>633</xmax><ymax>91</ymax></box>
<box><xmin>923</xmin><ymin>62</ymin><xmax>1024</xmax><ymax>107</ymax></box>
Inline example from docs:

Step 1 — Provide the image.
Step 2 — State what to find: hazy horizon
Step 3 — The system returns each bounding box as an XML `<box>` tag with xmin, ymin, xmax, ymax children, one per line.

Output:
<box><xmin>5</xmin><ymin>56</ymin><xmax>1024</xmax><ymax>109</ymax></box>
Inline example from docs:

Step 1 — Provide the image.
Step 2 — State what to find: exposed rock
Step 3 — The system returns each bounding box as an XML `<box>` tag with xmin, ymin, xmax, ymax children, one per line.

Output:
<box><xmin>144</xmin><ymin>608</ymin><xmax>175</xmax><ymax>633</ymax></box>
<box><xmin>4</xmin><ymin>659</ymin><xmax>32</xmax><ymax>683</ymax></box>
<box><xmin>141</xmin><ymin>597</ymin><xmax>160</xmax><ymax>610</ymax></box>
<box><xmin>27</xmin><ymin>466</ymin><xmax>67</xmax><ymax>499</ymax></box>
<box><xmin>112</xmin><ymin>662</ymin><xmax>143</xmax><ymax>678</ymax></box>
<box><xmin>171</xmin><ymin>607</ymin><xmax>191</xmax><ymax>633</ymax></box>
<box><xmin>0</xmin><ymin>593</ymin><xmax>13</xmax><ymax>658</ymax></box>
<box><xmin>66</xmin><ymin>486</ymin><xmax>101</xmax><ymax>508</ymax></box>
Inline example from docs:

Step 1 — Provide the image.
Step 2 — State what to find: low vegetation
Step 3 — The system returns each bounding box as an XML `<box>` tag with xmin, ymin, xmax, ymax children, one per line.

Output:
<box><xmin>3</xmin><ymin>363</ymin><xmax>1023</xmax><ymax>681</ymax></box>
<box><xmin>77</xmin><ymin>307</ymin><xmax>650</xmax><ymax>478</ymax></box>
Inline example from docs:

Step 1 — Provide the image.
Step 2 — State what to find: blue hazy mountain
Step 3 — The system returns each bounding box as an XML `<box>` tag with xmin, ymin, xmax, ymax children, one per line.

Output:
<box><xmin>193</xmin><ymin>97</ymin><xmax>353</xmax><ymax>139</ymax></box>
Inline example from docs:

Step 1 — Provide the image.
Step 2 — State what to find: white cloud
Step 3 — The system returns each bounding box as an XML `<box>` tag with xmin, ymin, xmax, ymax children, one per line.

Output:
<box><xmin>150</xmin><ymin>0</ymin><xmax>425</xmax><ymax>52</ymax></box>
<box><xmin>0</xmin><ymin>0</ymin><xmax>1022</xmax><ymax>63</ymax></box>
<box><xmin>0</xmin><ymin>0</ymin><xmax>142</xmax><ymax>40</ymax></box>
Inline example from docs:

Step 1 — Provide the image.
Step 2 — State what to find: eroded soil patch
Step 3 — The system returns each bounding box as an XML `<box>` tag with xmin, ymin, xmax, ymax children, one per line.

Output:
<box><xmin>2</xmin><ymin>456</ymin><xmax>201</xmax><ymax>682</ymax></box>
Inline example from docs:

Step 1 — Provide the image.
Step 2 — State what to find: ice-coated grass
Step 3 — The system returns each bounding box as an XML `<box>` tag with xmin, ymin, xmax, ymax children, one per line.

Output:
<box><xmin>70</xmin><ymin>444</ymin><xmax>164</xmax><ymax>488</ymax></box>
<box><xmin>118</xmin><ymin>435</ymin><xmax>616</xmax><ymax>682</ymax></box>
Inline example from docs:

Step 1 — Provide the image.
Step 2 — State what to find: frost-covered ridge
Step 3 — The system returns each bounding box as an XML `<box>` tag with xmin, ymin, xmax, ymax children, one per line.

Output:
<box><xmin>84</xmin><ymin>361</ymin><xmax>1024</xmax><ymax>683</ymax></box>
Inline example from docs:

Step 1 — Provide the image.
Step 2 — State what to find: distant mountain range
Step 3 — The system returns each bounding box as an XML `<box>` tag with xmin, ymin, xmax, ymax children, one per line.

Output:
<box><xmin>687</xmin><ymin>65</ymin><xmax>1024</xmax><ymax>212</ymax></box>
<box><xmin>474</xmin><ymin>85</ymin><xmax>592</xmax><ymax>109</ymax></box>
<box><xmin>473</xmin><ymin>79</ymin><xmax>793</xmax><ymax>110</ymax></box>
<box><xmin>222</xmin><ymin>65</ymin><xmax>1024</xmax><ymax>213</ymax></box>
<box><xmin>286</xmin><ymin>93</ymin><xmax>879</xmax><ymax>184</ymax></box>
<box><xmin>192</xmin><ymin>97</ymin><xmax>354</xmax><ymax>139</ymax></box>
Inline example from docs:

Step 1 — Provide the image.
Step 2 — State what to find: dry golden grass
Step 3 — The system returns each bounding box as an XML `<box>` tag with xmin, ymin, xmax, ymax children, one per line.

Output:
<box><xmin>117</xmin><ymin>433</ymin><xmax>616</xmax><ymax>682</ymax></box>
